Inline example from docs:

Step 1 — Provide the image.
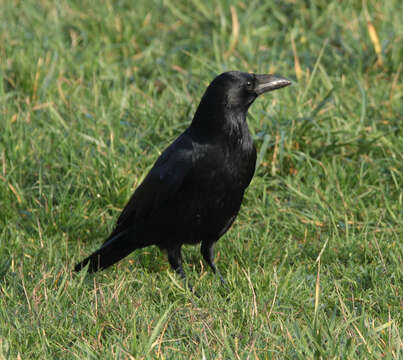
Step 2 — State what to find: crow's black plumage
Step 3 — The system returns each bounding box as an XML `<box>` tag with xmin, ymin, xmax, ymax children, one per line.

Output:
<box><xmin>74</xmin><ymin>71</ymin><xmax>291</xmax><ymax>283</ymax></box>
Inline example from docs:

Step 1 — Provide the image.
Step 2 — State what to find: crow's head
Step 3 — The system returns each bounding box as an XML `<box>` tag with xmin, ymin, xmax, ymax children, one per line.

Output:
<box><xmin>192</xmin><ymin>71</ymin><xmax>291</xmax><ymax>135</ymax></box>
<box><xmin>205</xmin><ymin>71</ymin><xmax>291</xmax><ymax>111</ymax></box>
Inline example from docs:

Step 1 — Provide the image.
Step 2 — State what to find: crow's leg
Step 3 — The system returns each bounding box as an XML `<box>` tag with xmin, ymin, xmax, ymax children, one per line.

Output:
<box><xmin>201</xmin><ymin>241</ymin><xmax>227</xmax><ymax>286</ymax></box>
<box><xmin>167</xmin><ymin>245</ymin><xmax>186</xmax><ymax>280</ymax></box>
<box><xmin>167</xmin><ymin>246</ymin><xmax>196</xmax><ymax>293</ymax></box>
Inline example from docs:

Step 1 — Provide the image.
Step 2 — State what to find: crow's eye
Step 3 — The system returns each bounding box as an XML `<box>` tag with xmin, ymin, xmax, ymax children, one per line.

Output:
<box><xmin>246</xmin><ymin>81</ymin><xmax>253</xmax><ymax>89</ymax></box>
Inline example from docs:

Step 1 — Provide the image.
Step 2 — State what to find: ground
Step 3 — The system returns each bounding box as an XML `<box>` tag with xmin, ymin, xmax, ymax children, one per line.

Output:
<box><xmin>0</xmin><ymin>0</ymin><xmax>401</xmax><ymax>358</ymax></box>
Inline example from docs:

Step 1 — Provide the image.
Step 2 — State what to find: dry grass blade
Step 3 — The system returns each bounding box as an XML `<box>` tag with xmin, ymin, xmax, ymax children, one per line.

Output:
<box><xmin>224</xmin><ymin>6</ymin><xmax>239</xmax><ymax>59</ymax></box>
<box><xmin>363</xmin><ymin>2</ymin><xmax>383</xmax><ymax>67</ymax></box>
<box><xmin>291</xmin><ymin>34</ymin><xmax>302</xmax><ymax>81</ymax></box>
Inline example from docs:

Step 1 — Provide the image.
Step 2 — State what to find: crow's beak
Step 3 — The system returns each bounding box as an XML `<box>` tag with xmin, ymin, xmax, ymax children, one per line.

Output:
<box><xmin>254</xmin><ymin>74</ymin><xmax>292</xmax><ymax>95</ymax></box>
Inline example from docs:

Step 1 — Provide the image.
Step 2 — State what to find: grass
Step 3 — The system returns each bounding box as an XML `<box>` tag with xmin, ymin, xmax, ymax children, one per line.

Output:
<box><xmin>0</xmin><ymin>0</ymin><xmax>402</xmax><ymax>358</ymax></box>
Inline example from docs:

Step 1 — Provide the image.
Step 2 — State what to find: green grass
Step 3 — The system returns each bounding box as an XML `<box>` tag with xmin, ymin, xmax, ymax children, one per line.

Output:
<box><xmin>0</xmin><ymin>0</ymin><xmax>402</xmax><ymax>358</ymax></box>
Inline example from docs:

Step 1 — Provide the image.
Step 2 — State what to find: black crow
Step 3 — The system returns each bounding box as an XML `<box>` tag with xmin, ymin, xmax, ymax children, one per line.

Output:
<box><xmin>75</xmin><ymin>71</ymin><xmax>291</xmax><ymax>283</ymax></box>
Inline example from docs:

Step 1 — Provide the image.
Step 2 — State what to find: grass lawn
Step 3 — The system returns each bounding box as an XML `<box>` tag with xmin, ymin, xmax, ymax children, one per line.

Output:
<box><xmin>0</xmin><ymin>0</ymin><xmax>401</xmax><ymax>358</ymax></box>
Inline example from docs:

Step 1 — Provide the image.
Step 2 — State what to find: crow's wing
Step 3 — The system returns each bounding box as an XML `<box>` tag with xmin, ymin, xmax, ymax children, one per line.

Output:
<box><xmin>108</xmin><ymin>133</ymin><xmax>193</xmax><ymax>238</ymax></box>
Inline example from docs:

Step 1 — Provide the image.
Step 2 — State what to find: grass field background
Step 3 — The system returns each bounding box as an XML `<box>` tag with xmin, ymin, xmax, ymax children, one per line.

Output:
<box><xmin>0</xmin><ymin>0</ymin><xmax>401</xmax><ymax>358</ymax></box>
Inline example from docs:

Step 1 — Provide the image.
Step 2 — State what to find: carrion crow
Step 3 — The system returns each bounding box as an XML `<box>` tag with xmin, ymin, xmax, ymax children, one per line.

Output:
<box><xmin>74</xmin><ymin>71</ymin><xmax>291</xmax><ymax>284</ymax></box>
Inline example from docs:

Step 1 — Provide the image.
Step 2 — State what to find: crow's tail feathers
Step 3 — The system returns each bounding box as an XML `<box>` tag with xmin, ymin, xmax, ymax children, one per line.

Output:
<box><xmin>74</xmin><ymin>228</ymin><xmax>141</xmax><ymax>273</ymax></box>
